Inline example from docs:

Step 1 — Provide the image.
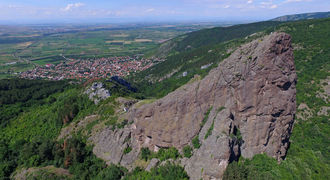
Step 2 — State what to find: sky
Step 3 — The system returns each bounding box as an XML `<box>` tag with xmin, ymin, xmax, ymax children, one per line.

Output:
<box><xmin>0</xmin><ymin>0</ymin><xmax>329</xmax><ymax>23</ymax></box>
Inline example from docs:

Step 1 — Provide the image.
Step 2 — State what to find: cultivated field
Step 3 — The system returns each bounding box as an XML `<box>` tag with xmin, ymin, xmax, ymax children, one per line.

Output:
<box><xmin>0</xmin><ymin>23</ymin><xmax>225</xmax><ymax>78</ymax></box>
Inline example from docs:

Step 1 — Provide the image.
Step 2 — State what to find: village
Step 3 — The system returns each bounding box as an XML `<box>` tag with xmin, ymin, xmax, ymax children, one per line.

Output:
<box><xmin>19</xmin><ymin>56</ymin><xmax>164</xmax><ymax>80</ymax></box>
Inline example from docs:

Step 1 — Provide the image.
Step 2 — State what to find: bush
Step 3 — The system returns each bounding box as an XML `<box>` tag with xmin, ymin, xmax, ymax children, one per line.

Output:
<box><xmin>124</xmin><ymin>162</ymin><xmax>189</xmax><ymax>180</ymax></box>
<box><xmin>201</xmin><ymin>107</ymin><xmax>212</xmax><ymax>127</ymax></box>
<box><xmin>124</xmin><ymin>147</ymin><xmax>132</xmax><ymax>154</ymax></box>
<box><xmin>141</xmin><ymin>147</ymin><xmax>151</xmax><ymax>161</ymax></box>
<box><xmin>192</xmin><ymin>136</ymin><xmax>201</xmax><ymax>149</ymax></box>
<box><xmin>156</xmin><ymin>147</ymin><xmax>180</xmax><ymax>161</ymax></box>
<box><xmin>204</xmin><ymin>120</ymin><xmax>214</xmax><ymax>139</ymax></box>
<box><xmin>95</xmin><ymin>164</ymin><xmax>126</xmax><ymax>180</ymax></box>
<box><xmin>140</xmin><ymin>147</ymin><xmax>181</xmax><ymax>161</ymax></box>
<box><xmin>183</xmin><ymin>145</ymin><xmax>193</xmax><ymax>158</ymax></box>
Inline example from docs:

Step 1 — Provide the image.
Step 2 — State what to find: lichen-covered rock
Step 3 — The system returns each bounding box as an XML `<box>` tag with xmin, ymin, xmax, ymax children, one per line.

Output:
<box><xmin>88</xmin><ymin>126</ymin><xmax>140</xmax><ymax>170</ymax></box>
<box><xmin>84</xmin><ymin>82</ymin><xmax>110</xmax><ymax>104</ymax></box>
<box><xmin>12</xmin><ymin>166</ymin><xmax>72</xmax><ymax>180</ymax></box>
<box><xmin>130</xmin><ymin>32</ymin><xmax>296</xmax><ymax>179</ymax></box>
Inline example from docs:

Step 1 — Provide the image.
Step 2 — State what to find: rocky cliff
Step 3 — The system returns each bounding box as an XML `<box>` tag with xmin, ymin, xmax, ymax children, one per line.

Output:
<box><xmin>129</xmin><ymin>32</ymin><xmax>296</xmax><ymax>179</ymax></box>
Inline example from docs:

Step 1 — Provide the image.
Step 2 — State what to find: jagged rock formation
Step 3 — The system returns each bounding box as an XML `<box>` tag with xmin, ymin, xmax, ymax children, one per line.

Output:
<box><xmin>129</xmin><ymin>32</ymin><xmax>296</xmax><ymax>179</ymax></box>
<box><xmin>84</xmin><ymin>82</ymin><xmax>110</xmax><ymax>104</ymax></box>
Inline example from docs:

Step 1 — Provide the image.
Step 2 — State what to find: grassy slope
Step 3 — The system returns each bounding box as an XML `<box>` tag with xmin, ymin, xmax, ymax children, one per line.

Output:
<box><xmin>224</xmin><ymin>18</ymin><xmax>330</xmax><ymax>179</ymax></box>
<box><xmin>172</xmin><ymin>21</ymin><xmax>281</xmax><ymax>52</ymax></box>
<box><xmin>149</xmin><ymin>21</ymin><xmax>281</xmax><ymax>58</ymax></box>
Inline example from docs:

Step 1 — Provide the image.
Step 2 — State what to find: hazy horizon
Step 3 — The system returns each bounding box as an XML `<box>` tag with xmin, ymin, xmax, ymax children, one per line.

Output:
<box><xmin>0</xmin><ymin>0</ymin><xmax>329</xmax><ymax>24</ymax></box>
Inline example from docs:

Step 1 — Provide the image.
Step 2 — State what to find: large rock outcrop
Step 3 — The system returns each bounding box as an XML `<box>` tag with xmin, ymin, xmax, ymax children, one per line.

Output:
<box><xmin>130</xmin><ymin>32</ymin><xmax>296</xmax><ymax>179</ymax></box>
<box><xmin>88</xmin><ymin>127</ymin><xmax>140</xmax><ymax>169</ymax></box>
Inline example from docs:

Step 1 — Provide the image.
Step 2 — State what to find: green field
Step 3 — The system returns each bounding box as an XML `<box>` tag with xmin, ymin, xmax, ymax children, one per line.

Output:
<box><xmin>0</xmin><ymin>23</ymin><xmax>223</xmax><ymax>78</ymax></box>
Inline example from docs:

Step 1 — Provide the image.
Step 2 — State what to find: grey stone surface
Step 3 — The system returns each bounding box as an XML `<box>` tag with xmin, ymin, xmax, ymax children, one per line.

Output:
<box><xmin>88</xmin><ymin>126</ymin><xmax>140</xmax><ymax>170</ymax></box>
<box><xmin>146</xmin><ymin>158</ymin><xmax>159</xmax><ymax>172</ymax></box>
<box><xmin>84</xmin><ymin>82</ymin><xmax>110</xmax><ymax>104</ymax></box>
<box><xmin>129</xmin><ymin>32</ymin><xmax>296</xmax><ymax>179</ymax></box>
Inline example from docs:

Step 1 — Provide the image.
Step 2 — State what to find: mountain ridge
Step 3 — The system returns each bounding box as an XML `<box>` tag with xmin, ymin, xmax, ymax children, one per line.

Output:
<box><xmin>271</xmin><ymin>11</ymin><xmax>330</xmax><ymax>22</ymax></box>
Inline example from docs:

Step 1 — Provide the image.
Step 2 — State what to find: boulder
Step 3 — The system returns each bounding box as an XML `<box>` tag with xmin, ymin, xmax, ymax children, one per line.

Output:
<box><xmin>146</xmin><ymin>158</ymin><xmax>160</xmax><ymax>172</ymax></box>
<box><xmin>84</xmin><ymin>82</ymin><xmax>110</xmax><ymax>104</ymax></box>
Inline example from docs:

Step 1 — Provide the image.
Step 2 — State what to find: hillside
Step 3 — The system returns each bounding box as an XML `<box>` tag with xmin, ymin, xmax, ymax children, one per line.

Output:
<box><xmin>149</xmin><ymin>21</ymin><xmax>281</xmax><ymax>57</ymax></box>
<box><xmin>271</xmin><ymin>11</ymin><xmax>330</xmax><ymax>22</ymax></box>
<box><xmin>0</xmin><ymin>18</ymin><xmax>329</xmax><ymax>179</ymax></box>
<box><xmin>132</xmin><ymin>21</ymin><xmax>282</xmax><ymax>98</ymax></box>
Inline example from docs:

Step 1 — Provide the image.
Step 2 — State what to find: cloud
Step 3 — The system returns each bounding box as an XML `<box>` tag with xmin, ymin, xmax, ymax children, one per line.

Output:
<box><xmin>260</xmin><ymin>1</ymin><xmax>279</xmax><ymax>9</ymax></box>
<box><xmin>61</xmin><ymin>3</ymin><xmax>84</xmax><ymax>12</ymax></box>
<box><xmin>285</xmin><ymin>0</ymin><xmax>303</xmax><ymax>2</ymax></box>
<box><xmin>8</xmin><ymin>5</ymin><xmax>19</xmax><ymax>9</ymax></box>
<box><xmin>270</xmin><ymin>4</ymin><xmax>278</xmax><ymax>9</ymax></box>
<box><xmin>247</xmin><ymin>0</ymin><xmax>253</xmax><ymax>4</ymax></box>
<box><xmin>145</xmin><ymin>8</ymin><xmax>155</xmax><ymax>13</ymax></box>
<box><xmin>224</xmin><ymin>5</ymin><xmax>230</xmax><ymax>8</ymax></box>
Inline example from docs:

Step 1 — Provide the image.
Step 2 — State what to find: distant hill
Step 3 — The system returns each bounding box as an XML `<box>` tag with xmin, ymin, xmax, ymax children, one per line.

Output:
<box><xmin>271</xmin><ymin>11</ymin><xmax>330</xmax><ymax>21</ymax></box>
<box><xmin>148</xmin><ymin>21</ymin><xmax>281</xmax><ymax>58</ymax></box>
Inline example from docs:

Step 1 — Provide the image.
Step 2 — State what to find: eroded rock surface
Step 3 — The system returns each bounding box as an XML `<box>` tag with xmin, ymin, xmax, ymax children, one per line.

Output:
<box><xmin>84</xmin><ymin>82</ymin><xmax>110</xmax><ymax>104</ymax></box>
<box><xmin>88</xmin><ymin>126</ymin><xmax>140</xmax><ymax>170</ymax></box>
<box><xmin>130</xmin><ymin>32</ymin><xmax>296</xmax><ymax>179</ymax></box>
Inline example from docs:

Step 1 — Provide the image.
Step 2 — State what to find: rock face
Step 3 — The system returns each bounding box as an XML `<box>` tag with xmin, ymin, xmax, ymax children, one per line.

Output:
<box><xmin>84</xmin><ymin>82</ymin><xmax>110</xmax><ymax>104</ymax></box>
<box><xmin>88</xmin><ymin>126</ymin><xmax>140</xmax><ymax>169</ymax></box>
<box><xmin>130</xmin><ymin>32</ymin><xmax>296</xmax><ymax>179</ymax></box>
<box><xmin>146</xmin><ymin>158</ymin><xmax>160</xmax><ymax>172</ymax></box>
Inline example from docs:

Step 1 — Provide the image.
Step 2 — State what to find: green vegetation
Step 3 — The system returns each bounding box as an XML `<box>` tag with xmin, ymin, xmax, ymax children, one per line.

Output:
<box><xmin>0</xmin><ymin>24</ymin><xmax>215</xmax><ymax>78</ymax></box>
<box><xmin>171</xmin><ymin>21</ymin><xmax>281</xmax><ymax>53</ymax></box>
<box><xmin>0</xmin><ymin>78</ymin><xmax>137</xmax><ymax>179</ymax></box>
<box><xmin>224</xmin><ymin>18</ymin><xmax>330</xmax><ymax>179</ymax></box>
<box><xmin>95</xmin><ymin>164</ymin><xmax>127</xmax><ymax>180</ymax></box>
<box><xmin>229</xmin><ymin>127</ymin><xmax>243</xmax><ymax>146</ymax></box>
<box><xmin>124</xmin><ymin>147</ymin><xmax>133</xmax><ymax>154</ymax></box>
<box><xmin>0</xmin><ymin>79</ymin><xmax>99</xmax><ymax>147</ymax></box>
<box><xmin>204</xmin><ymin>120</ymin><xmax>214</xmax><ymax>139</ymax></box>
<box><xmin>1</xmin><ymin>17</ymin><xmax>329</xmax><ymax>179</ymax></box>
<box><xmin>24</xmin><ymin>167</ymin><xmax>71</xmax><ymax>180</ymax></box>
<box><xmin>183</xmin><ymin>145</ymin><xmax>193</xmax><ymax>158</ymax></box>
<box><xmin>0</xmin><ymin>78</ymin><xmax>69</xmax><ymax>127</ymax></box>
<box><xmin>124</xmin><ymin>162</ymin><xmax>189</xmax><ymax>180</ymax></box>
<box><xmin>140</xmin><ymin>147</ymin><xmax>181</xmax><ymax>161</ymax></box>
<box><xmin>0</xmin><ymin>87</ymin><xmax>95</xmax><ymax>145</ymax></box>
<box><xmin>217</xmin><ymin>106</ymin><xmax>225</xmax><ymax>113</ymax></box>
<box><xmin>192</xmin><ymin>136</ymin><xmax>201</xmax><ymax>149</ymax></box>
<box><xmin>201</xmin><ymin>106</ymin><xmax>212</xmax><ymax>127</ymax></box>
<box><xmin>141</xmin><ymin>147</ymin><xmax>152</xmax><ymax>161</ymax></box>
<box><xmin>271</xmin><ymin>11</ymin><xmax>330</xmax><ymax>22</ymax></box>
<box><xmin>223</xmin><ymin>154</ymin><xmax>282</xmax><ymax>180</ymax></box>
<box><xmin>0</xmin><ymin>135</ymin><xmax>107</xmax><ymax>179</ymax></box>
